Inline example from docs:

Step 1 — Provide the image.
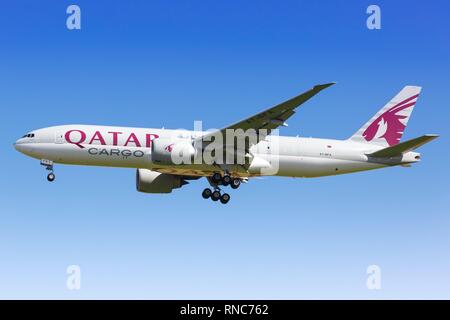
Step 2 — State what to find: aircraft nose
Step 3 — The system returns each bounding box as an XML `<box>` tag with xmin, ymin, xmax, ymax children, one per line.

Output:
<box><xmin>14</xmin><ymin>140</ymin><xmax>24</xmax><ymax>152</ymax></box>
<box><xmin>14</xmin><ymin>139</ymin><xmax>33</xmax><ymax>154</ymax></box>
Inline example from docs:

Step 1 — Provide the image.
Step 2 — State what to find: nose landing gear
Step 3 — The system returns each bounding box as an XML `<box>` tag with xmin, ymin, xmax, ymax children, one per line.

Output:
<box><xmin>41</xmin><ymin>159</ymin><xmax>55</xmax><ymax>182</ymax></box>
<box><xmin>47</xmin><ymin>172</ymin><xmax>55</xmax><ymax>182</ymax></box>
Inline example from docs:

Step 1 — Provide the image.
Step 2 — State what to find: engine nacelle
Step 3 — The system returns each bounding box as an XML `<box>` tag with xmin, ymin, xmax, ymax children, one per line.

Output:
<box><xmin>136</xmin><ymin>169</ymin><xmax>186</xmax><ymax>193</ymax></box>
<box><xmin>152</xmin><ymin>137</ymin><xmax>197</xmax><ymax>165</ymax></box>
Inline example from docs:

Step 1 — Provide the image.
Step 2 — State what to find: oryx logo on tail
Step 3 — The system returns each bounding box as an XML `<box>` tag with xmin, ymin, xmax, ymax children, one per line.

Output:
<box><xmin>349</xmin><ymin>86</ymin><xmax>421</xmax><ymax>147</ymax></box>
<box><xmin>363</xmin><ymin>94</ymin><xmax>419</xmax><ymax>146</ymax></box>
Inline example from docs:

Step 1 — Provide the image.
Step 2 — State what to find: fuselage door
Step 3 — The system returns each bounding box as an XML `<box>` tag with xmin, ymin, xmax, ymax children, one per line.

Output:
<box><xmin>55</xmin><ymin>132</ymin><xmax>65</xmax><ymax>144</ymax></box>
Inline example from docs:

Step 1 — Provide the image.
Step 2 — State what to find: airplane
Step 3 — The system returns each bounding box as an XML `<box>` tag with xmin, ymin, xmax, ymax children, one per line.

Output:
<box><xmin>14</xmin><ymin>83</ymin><xmax>438</xmax><ymax>204</ymax></box>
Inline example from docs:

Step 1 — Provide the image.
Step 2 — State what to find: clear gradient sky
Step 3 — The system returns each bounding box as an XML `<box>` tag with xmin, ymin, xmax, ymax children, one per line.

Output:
<box><xmin>0</xmin><ymin>0</ymin><xmax>449</xmax><ymax>299</ymax></box>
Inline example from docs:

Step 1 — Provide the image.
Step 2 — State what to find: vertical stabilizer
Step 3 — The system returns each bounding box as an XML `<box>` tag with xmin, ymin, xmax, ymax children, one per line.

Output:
<box><xmin>349</xmin><ymin>86</ymin><xmax>421</xmax><ymax>146</ymax></box>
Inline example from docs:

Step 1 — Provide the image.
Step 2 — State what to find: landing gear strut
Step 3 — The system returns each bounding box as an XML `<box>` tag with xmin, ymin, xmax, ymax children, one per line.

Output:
<box><xmin>41</xmin><ymin>159</ymin><xmax>55</xmax><ymax>182</ymax></box>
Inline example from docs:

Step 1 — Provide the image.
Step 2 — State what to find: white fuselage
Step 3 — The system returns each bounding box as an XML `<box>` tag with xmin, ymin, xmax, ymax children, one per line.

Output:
<box><xmin>14</xmin><ymin>124</ymin><xmax>419</xmax><ymax>178</ymax></box>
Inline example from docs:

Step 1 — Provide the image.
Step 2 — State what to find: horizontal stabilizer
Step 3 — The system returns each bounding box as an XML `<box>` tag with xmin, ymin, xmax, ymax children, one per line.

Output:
<box><xmin>367</xmin><ymin>134</ymin><xmax>439</xmax><ymax>158</ymax></box>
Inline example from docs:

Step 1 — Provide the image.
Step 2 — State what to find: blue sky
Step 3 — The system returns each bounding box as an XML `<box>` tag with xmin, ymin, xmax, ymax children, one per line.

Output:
<box><xmin>0</xmin><ymin>0</ymin><xmax>449</xmax><ymax>299</ymax></box>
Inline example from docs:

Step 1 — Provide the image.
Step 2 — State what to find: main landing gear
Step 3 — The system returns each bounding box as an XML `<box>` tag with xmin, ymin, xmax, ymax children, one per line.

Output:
<box><xmin>202</xmin><ymin>187</ymin><xmax>230</xmax><ymax>204</ymax></box>
<box><xmin>211</xmin><ymin>172</ymin><xmax>241</xmax><ymax>189</ymax></box>
<box><xmin>202</xmin><ymin>173</ymin><xmax>241</xmax><ymax>204</ymax></box>
<box><xmin>41</xmin><ymin>159</ymin><xmax>55</xmax><ymax>182</ymax></box>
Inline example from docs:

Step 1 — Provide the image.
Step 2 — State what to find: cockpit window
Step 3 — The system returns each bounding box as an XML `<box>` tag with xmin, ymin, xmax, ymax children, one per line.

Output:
<box><xmin>22</xmin><ymin>133</ymin><xmax>35</xmax><ymax>138</ymax></box>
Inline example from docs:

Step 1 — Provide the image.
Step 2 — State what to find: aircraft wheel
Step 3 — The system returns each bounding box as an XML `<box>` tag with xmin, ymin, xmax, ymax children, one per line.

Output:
<box><xmin>211</xmin><ymin>190</ymin><xmax>221</xmax><ymax>201</ymax></box>
<box><xmin>222</xmin><ymin>175</ymin><xmax>232</xmax><ymax>186</ymax></box>
<box><xmin>47</xmin><ymin>172</ymin><xmax>55</xmax><ymax>182</ymax></box>
<box><xmin>202</xmin><ymin>188</ymin><xmax>212</xmax><ymax>199</ymax></box>
<box><xmin>220</xmin><ymin>193</ymin><xmax>230</xmax><ymax>204</ymax></box>
<box><xmin>211</xmin><ymin>172</ymin><xmax>222</xmax><ymax>184</ymax></box>
<box><xmin>230</xmin><ymin>178</ymin><xmax>241</xmax><ymax>189</ymax></box>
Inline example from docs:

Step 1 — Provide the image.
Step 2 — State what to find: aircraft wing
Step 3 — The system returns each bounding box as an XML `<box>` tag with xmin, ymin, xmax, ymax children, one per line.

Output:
<box><xmin>195</xmin><ymin>82</ymin><xmax>335</xmax><ymax>149</ymax></box>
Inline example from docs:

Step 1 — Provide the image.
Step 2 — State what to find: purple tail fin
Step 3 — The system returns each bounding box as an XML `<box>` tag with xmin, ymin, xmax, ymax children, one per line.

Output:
<box><xmin>349</xmin><ymin>86</ymin><xmax>421</xmax><ymax>147</ymax></box>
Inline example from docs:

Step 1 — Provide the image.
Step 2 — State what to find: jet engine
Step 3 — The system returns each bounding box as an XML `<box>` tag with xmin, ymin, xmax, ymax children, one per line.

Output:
<box><xmin>151</xmin><ymin>137</ymin><xmax>197</xmax><ymax>165</ymax></box>
<box><xmin>136</xmin><ymin>169</ymin><xmax>187</xmax><ymax>193</ymax></box>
